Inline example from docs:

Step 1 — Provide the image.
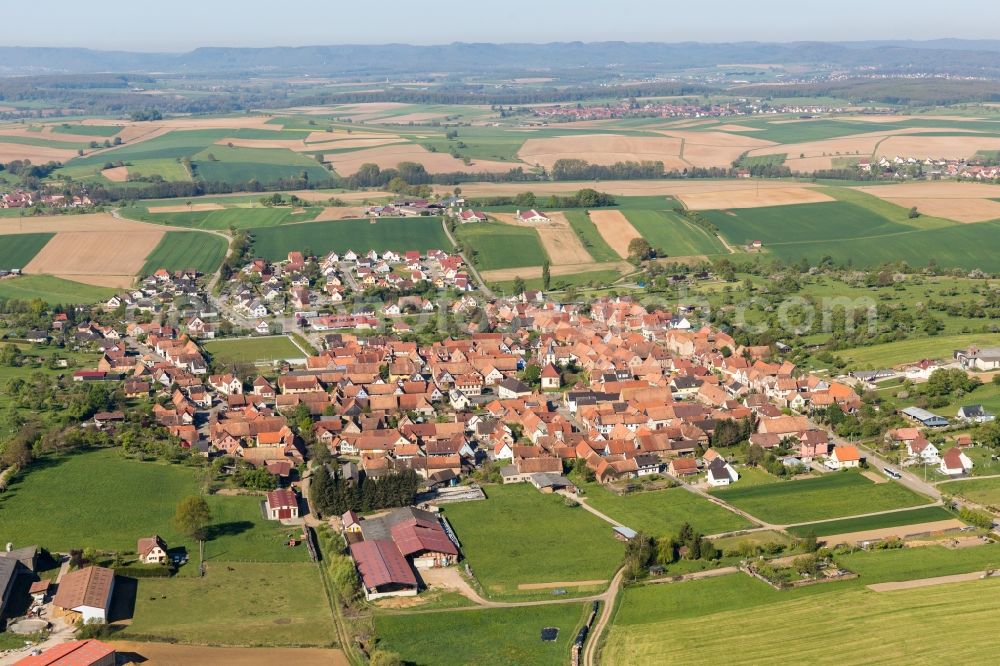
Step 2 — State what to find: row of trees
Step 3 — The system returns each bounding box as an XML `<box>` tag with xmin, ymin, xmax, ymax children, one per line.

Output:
<box><xmin>310</xmin><ymin>464</ymin><xmax>420</xmax><ymax>516</ymax></box>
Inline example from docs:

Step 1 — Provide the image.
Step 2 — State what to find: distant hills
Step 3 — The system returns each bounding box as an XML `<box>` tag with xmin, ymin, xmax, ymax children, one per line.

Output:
<box><xmin>3</xmin><ymin>40</ymin><xmax>1000</xmax><ymax>77</ymax></box>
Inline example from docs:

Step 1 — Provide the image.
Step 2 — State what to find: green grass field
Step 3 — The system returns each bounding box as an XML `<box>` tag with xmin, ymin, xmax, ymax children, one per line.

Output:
<box><xmin>191</xmin><ymin>145</ymin><xmax>332</xmax><ymax>186</ymax></box>
<box><xmin>622</xmin><ymin>208</ymin><xmax>725</xmax><ymax>257</ymax></box>
<box><xmin>786</xmin><ymin>505</ymin><xmax>956</xmax><ymax>537</ymax></box>
<box><xmin>67</xmin><ymin>129</ymin><xmax>230</xmax><ymax>168</ymax></box>
<box><xmin>456</xmin><ymin>221</ymin><xmax>549</xmax><ymax>270</ymax></box>
<box><xmin>704</xmin><ymin>196</ymin><xmax>1000</xmax><ymax>272</ymax></box>
<box><xmin>601</xmin><ymin>572</ymin><xmax>1000</xmax><ymax>664</ymax></box>
<box><xmin>710</xmin><ymin>471</ymin><xmax>931</xmax><ymax>524</ymax></box>
<box><xmin>942</xmin><ymin>477</ymin><xmax>1000</xmax><ymax>508</ymax></box>
<box><xmin>140</xmin><ymin>231</ymin><xmax>228</xmax><ymax>275</ymax></box>
<box><xmin>54</xmin><ymin>123</ymin><xmax>122</xmax><ymax>137</ymax></box>
<box><xmin>492</xmin><ymin>269</ymin><xmax>624</xmax><ymax>293</ymax></box>
<box><xmin>203</xmin><ymin>336</ymin><xmax>304</xmax><ymax>364</ymax></box>
<box><xmin>133</xmin><ymin>205</ymin><xmax>320</xmax><ymax>230</ymax></box>
<box><xmin>441</xmin><ymin>484</ymin><xmax>623</xmax><ymax>599</ymax></box>
<box><xmin>0</xmin><ymin>233</ymin><xmax>53</xmax><ymax>269</ymax></box>
<box><xmin>837</xmin><ymin>543</ymin><xmax>1000</xmax><ymax>584</ymax></box>
<box><xmin>375</xmin><ymin>603</ymin><xmax>586</xmax><ymax>666</ymax></box>
<box><xmin>837</xmin><ymin>333</ymin><xmax>1000</xmax><ymax>368</ymax></box>
<box><xmin>562</xmin><ymin>210</ymin><xmax>620</xmax><ymax>262</ymax></box>
<box><xmin>581</xmin><ymin>483</ymin><xmax>753</xmax><ymax>536</ymax></box>
<box><xmin>0</xmin><ymin>449</ymin><xmax>307</xmax><ymax>564</ymax></box>
<box><xmin>252</xmin><ymin>217</ymin><xmax>452</xmax><ymax>261</ymax></box>
<box><xmin>119</xmin><ymin>562</ymin><xmax>335</xmax><ymax>647</ymax></box>
<box><xmin>0</xmin><ymin>275</ymin><xmax>116</xmax><ymax>304</ymax></box>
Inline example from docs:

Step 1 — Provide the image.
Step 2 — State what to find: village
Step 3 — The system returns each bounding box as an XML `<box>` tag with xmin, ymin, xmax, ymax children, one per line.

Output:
<box><xmin>4</xmin><ymin>238</ymin><xmax>1000</xmax><ymax>665</ymax></box>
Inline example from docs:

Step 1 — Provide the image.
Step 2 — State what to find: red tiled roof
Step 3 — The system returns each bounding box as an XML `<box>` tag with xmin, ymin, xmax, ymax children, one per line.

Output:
<box><xmin>265</xmin><ymin>488</ymin><xmax>297</xmax><ymax>509</ymax></box>
<box><xmin>350</xmin><ymin>540</ymin><xmax>417</xmax><ymax>590</ymax></box>
<box><xmin>14</xmin><ymin>639</ymin><xmax>115</xmax><ymax>666</ymax></box>
<box><xmin>390</xmin><ymin>518</ymin><xmax>459</xmax><ymax>557</ymax></box>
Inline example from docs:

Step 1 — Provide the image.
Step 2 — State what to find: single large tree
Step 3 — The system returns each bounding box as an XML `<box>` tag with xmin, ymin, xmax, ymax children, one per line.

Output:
<box><xmin>173</xmin><ymin>496</ymin><xmax>212</xmax><ymax>564</ymax></box>
<box><xmin>542</xmin><ymin>261</ymin><xmax>551</xmax><ymax>291</ymax></box>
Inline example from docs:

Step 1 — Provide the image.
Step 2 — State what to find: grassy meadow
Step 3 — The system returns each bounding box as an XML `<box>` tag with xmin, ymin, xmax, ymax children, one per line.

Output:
<box><xmin>441</xmin><ymin>484</ymin><xmax>623</xmax><ymax>599</ymax></box>
<box><xmin>455</xmin><ymin>221</ymin><xmax>548</xmax><ymax>270</ymax></box>
<box><xmin>141</xmin><ymin>231</ymin><xmax>228</xmax><ymax>275</ymax></box>
<box><xmin>581</xmin><ymin>483</ymin><xmax>753</xmax><ymax>536</ymax></box>
<box><xmin>118</xmin><ymin>562</ymin><xmax>335</xmax><ymax>647</ymax></box>
<box><xmin>203</xmin><ymin>336</ymin><xmax>304</xmax><ymax>364</ymax></box>
<box><xmin>0</xmin><ymin>233</ymin><xmax>54</xmax><ymax>269</ymax></box>
<box><xmin>252</xmin><ymin>216</ymin><xmax>452</xmax><ymax>261</ymax></box>
<box><xmin>375</xmin><ymin>603</ymin><xmax>587</xmax><ymax>666</ymax></box>
<box><xmin>785</xmin><ymin>505</ymin><xmax>956</xmax><ymax>537</ymax></box>
<box><xmin>0</xmin><ymin>274</ymin><xmax>117</xmax><ymax>304</ymax></box>
<box><xmin>710</xmin><ymin>471</ymin><xmax>931</xmax><ymax>524</ymax></box>
<box><xmin>601</xmin><ymin>572</ymin><xmax>1000</xmax><ymax>664</ymax></box>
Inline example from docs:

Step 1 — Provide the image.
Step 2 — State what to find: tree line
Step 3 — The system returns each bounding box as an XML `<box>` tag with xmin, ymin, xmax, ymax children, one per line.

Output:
<box><xmin>310</xmin><ymin>464</ymin><xmax>420</xmax><ymax>516</ymax></box>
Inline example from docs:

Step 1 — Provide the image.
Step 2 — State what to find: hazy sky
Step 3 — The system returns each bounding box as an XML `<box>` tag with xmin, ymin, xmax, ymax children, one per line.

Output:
<box><xmin>9</xmin><ymin>1</ymin><xmax>1000</xmax><ymax>51</ymax></box>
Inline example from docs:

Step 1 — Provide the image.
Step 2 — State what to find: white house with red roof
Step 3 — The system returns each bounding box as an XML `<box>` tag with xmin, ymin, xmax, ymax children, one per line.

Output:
<box><xmin>515</xmin><ymin>209</ymin><xmax>550</xmax><ymax>223</ymax></box>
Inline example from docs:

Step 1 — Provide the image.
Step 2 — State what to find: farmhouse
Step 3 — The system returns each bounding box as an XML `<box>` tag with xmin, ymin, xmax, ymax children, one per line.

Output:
<box><xmin>957</xmin><ymin>405</ymin><xmax>995</xmax><ymax>423</ymax></box>
<box><xmin>906</xmin><ymin>438</ymin><xmax>940</xmax><ymax>464</ymax></box>
<box><xmin>137</xmin><ymin>535</ymin><xmax>169</xmax><ymax>564</ymax></box>
<box><xmin>515</xmin><ymin>209</ymin><xmax>551</xmax><ymax>223</ymax></box>
<box><xmin>264</xmin><ymin>488</ymin><xmax>300</xmax><ymax>520</ymax></box>
<box><xmin>357</xmin><ymin>507</ymin><xmax>459</xmax><ymax>569</ymax></box>
<box><xmin>52</xmin><ymin>566</ymin><xmax>115</xmax><ymax>624</ymax></box>
<box><xmin>706</xmin><ymin>458</ymin><xmax>739</xmax><ymax>487</ymax></box>
<box><xmin>940</xmin><ymin>447</ymin><xmax>974</xmax><ymax>476</ymax></box>
<box><xmin>458</xmin><ymin>209</ymin><xmax>488</xmax><ymax>223</ymax></box>
<box><xmin>954</xmin><ymin>346</ymin><xmax>1000</xmax><ymax>371</ymax></box>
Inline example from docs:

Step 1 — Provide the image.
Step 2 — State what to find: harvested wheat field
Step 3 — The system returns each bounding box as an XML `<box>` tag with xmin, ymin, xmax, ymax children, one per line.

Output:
<box><xmin>588</xmin><ymin>210</ymin><xmax>642</xmax><ymax>258</ymax></box>
<box><xmin>492</xmin><ymin>211</ymin><xmax>593</xmax><ymax>265</ymax></box>
<box><xmin>151</xmin><ymin>203</ymin><xmax>226</xmax><ymax>213</ymax></box>
<box><xmin>326</xmin><ymin>143</ymin><xmax>514</xmax><ymax>175</ymax></box>
<box><xmin>854</xmin><ymin>182</ymin><xmax>1000</xmax><ymax>222</ymax></box>
<box><xmin>877</xmin><ymin>135</ymin><xmax>1000</xmax><ymax>160</ymax></box>
<box><xmin>216</xmin><ymin>137</ymin><xmax>309</xmax><ymax>150</ymax></box>
<box><xmin>109</xmin><ymin>642</ymin><xmax>348</xmax><ymax>666</ymax></box>
<box><xmin>481</xmin><ymin>261</ymin><xmax>632</xmax><ymax>282</ymax></box>
<box><xmin>678</xmin><ymin>186</ymin><xmax>834</xmax><ymax>211</ymax></box>
<box><xmin>313</xmin><ymin>206</ymin><xmax>368</xmax><ymax>221</ymax></box>
<box><xmin>661</xmin><ymin>130</ymin><xmax>777</xmax><ymax>168</ymax></box>
<box><xmin>0</xmin><ymin>142</ymin><xmax>80</xmax><ymax>164</ymax></box>
<box><xmin>518</xmin><ymin>134</ymin><xmax>687</xmax><ymax>170</ymax></box>
<box><xmin>24</xmin><ymin>230</ymin><xmax>164</xmax><ymax>288</ymax></box>
<box><xmin>0</xmin><ymin>213</ymin><xmax>168</xmax><ymax>235</ymax></box>
<box><xmin>102</xmin><ymin>166</ymin><xmax>129</xmax><ymax>182</ymax></box>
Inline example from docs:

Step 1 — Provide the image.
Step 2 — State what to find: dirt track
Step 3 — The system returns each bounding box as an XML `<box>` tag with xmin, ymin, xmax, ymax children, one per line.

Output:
<box><xmin>867</xmin><ymin>571</ymin><xmax>988</xmax><ymax>592</ymax></box>
<box><xmin>518</xmin><ymin>579</ymin><xmax>608</xmax><ymax>590</ymax></box>
<box><xmin>108</xmin><ymin>641</ymin><xmax>348</xmax><ymax>665</ymax></box>
<box><xmin>820</xmin><ymin>519</ymin><xmax>965</xmax><ymax>546</ymax></box>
